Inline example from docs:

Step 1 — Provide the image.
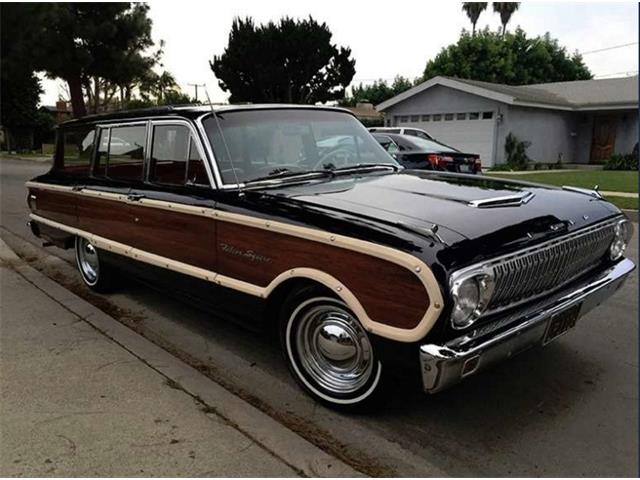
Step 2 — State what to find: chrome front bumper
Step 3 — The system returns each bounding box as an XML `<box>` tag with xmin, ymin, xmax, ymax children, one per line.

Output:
<box><xmin>419</xmin><ymin>258</ymin><xmax>635</xmax><ymax>393</ymax></box>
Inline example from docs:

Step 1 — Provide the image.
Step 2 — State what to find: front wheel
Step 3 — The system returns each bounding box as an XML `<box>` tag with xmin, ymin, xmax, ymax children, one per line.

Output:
<box><xmin>280</xmin><ymin>287</ymin><xmax>384</xmax><ymax>411</ymax></box>
<box><xmin>74</xmin><ymin>236</ymin><xmax>115</xmax><ymax>292</ymax></box>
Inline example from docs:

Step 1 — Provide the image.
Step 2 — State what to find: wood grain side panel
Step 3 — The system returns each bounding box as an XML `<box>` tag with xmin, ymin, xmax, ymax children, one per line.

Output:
<box><xmin>128</xmin><ymin>203</ymin><xmax>216</xmax><ymax>271</ymax></box>
<box><xmin>31</xmin><ymin>189</ymin><xmax>77</xmax><ymax>227</ymax></box>
<box><xmin>77</xmin><ymin>194</ymin><xmax>133</xmax><ymax>246</ymax></box>
<box><xmin>217</xmin><ymin>222</ymin><xmax>429</xmax><ymax>329</ymax></box>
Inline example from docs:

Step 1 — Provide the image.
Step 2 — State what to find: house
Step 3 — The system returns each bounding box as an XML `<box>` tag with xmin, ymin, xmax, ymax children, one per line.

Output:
<box><xmin>343</xmin><ymin>102</ymin><xmax>384</xmax><ymax>126</ymax></box>
<box><xmin>376</xmin><ymin>75</ymin><xmax>638</xmax><ymax>167</ymax></box>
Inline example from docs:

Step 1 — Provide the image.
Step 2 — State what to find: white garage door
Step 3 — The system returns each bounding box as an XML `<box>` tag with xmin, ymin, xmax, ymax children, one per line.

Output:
<box><xmin>404</xmin><ymin>115</ymin><xmax>496</xmax><ymax>167</ymax></box>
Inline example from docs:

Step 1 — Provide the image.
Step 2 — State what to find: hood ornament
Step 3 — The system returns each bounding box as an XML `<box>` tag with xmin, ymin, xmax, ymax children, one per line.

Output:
<box><xmin>468</xmin><ymin>191</ymin><xmax>535</xmax><ymax>208</ymax></box>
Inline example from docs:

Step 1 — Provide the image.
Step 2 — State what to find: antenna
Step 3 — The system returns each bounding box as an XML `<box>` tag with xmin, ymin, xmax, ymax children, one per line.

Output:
<box><xmin>203</xmin><ymin>87</ymin><xmax>242</xmax><ymax>193</ymax></box>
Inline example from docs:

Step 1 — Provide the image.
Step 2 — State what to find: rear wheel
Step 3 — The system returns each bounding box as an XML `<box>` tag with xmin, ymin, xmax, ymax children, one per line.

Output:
<box><xmin>279</xmin><ymin>286</ymin><xmax>384</xmax><ymax>410</ymax></box>
<box><xmin>74</xmin><ymin>236</ymin><xmax>115</xmax><ymax>292</ymax></box>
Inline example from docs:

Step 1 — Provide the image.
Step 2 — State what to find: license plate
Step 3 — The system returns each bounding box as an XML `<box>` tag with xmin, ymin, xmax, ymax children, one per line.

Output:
<box><xmin>543</xmin><ymin>303</ymin><xmax>581</xmax><ymax>345</ymax></box>
<box><xmin>459</xmin><ymin>164</ymin><xmax>471</xmax><ymax>173</ymax></box>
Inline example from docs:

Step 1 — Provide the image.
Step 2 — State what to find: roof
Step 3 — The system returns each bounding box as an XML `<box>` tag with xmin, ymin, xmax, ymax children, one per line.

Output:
<box><xmin>60</xmin><ymin>104</ymin><xmax>355</xmax><ymax>126</ymax></box>
<box><xmin>376</xmin><ymin>75</ymin><xmax>638</xmax><ymax>112</ymax></box>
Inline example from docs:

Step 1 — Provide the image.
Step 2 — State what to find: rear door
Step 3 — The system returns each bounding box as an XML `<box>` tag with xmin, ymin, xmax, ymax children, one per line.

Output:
<box><xmin>77</xmin><ymin>123</ymin><xmax>145</xmax><ymax>245</ymax></box>
<box><xmin>126</xmin><ymin>120</ymin><xmax>217</xmax><ymax>272</ymax></box>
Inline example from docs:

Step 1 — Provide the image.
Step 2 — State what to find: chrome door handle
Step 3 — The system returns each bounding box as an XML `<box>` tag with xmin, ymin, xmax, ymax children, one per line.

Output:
<box><xmin>127</xmin><ymin>193</ymin><xmax>145</xmax><ymax>201</ymax></box>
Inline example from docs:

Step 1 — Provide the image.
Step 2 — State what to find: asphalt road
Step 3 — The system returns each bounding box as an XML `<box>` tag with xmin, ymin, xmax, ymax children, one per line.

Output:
<box><xmin>1</xmin><ymin>157</ymin><xmax>638</xmax><ymax>476</ymax></box>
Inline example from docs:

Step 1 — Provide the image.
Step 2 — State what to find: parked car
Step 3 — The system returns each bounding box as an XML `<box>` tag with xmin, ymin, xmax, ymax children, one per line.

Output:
<box><xmin>368</xmin><ymin>126</ymin><xmax>434</xmax><ymax>140</ymax></box>
<box><xmin>373</xmin><ymin>132</ymin><xmax>482</xmax><ymax>174</ymax></box>
<box><xmin>26</xmin><ymin>105</ymin><xmax>635</xmax><ymax>410</ymax></box>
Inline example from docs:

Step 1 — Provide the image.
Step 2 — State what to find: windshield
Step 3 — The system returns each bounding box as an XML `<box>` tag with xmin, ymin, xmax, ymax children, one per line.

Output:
<box><xmin>405</xmin><ymin>136</ymin><xmax>457</xmax><ymax>153</ymax></box>
<box><xmin>203</xmin><ymin>109</ymin><xmax>397</xmax><ymax>184</ymax></box>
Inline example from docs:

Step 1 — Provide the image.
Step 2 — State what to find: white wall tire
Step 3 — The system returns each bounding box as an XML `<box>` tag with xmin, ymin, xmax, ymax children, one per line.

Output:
<box><xmin>74</xmin><ymin>236</ymin><xmax>115</xmax><ymax>292</ymax></box>
<box><xmin>280</xmin><ymin>288</ymin><xmax>384</xmax><ymax>410</ymax></box>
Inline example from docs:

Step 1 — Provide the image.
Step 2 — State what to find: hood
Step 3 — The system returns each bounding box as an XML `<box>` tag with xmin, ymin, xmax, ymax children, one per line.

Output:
<box><xmin>257</xmin><ymin>170</ymin><xmax>620</xmax><ymax>262</ymax></box>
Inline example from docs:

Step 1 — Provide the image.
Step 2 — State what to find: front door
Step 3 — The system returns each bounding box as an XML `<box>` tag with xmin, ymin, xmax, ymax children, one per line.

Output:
<box><xmin>590</xmin><ymin>114</ymin><xmax>617</xmax><ymax>163</ymax></box>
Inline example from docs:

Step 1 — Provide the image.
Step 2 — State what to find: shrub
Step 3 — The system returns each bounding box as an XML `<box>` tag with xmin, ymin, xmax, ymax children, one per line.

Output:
<box><xmin>504</xmin><ymin>132</ymin><xmax>531</xmax><ymax>170</ymax></box>
<box><xmin>603</xmin><ymin>153</ymin><xmax>638</xmax><ymax>171</ymax></box>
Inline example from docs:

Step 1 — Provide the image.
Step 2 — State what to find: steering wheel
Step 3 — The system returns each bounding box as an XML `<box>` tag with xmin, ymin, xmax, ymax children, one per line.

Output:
<box><xmin>313</xmin><ymin>146</ymin><xmax>356</xmax><ymax>170</ymax></box>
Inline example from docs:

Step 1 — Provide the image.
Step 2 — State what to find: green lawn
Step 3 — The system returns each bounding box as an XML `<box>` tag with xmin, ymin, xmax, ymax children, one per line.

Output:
<box><xmin>487</xmin><ymin>170</ymin><xmax>638</xmax><ymax>193</ymax></box>
<box><xmin>487</xmin><ymin>170</ymin><xmax>638</xmax><ymax>211</ymax></box>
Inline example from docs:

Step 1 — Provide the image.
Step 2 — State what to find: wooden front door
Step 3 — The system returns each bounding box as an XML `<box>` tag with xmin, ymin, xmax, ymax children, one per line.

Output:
<box><xmin>590</xmin><ymin>115</ymin><xmax>617</xmax><ymax>163</ymax></box>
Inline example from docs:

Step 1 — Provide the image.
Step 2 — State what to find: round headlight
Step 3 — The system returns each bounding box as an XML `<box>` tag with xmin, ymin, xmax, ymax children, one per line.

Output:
<box><xmin>451</xmin><ymin>278</ymin><xmax>480</xmax><ymax>328</ymax></box>
<box><xmin>450</xmin><ymin>273</ymin><xmax>495</xmax><ymax>329</ymax></box>
<box><xmin>610</xmin><ymin>219</ymin><xmax>631</xmax><ymax>261</ymax></box>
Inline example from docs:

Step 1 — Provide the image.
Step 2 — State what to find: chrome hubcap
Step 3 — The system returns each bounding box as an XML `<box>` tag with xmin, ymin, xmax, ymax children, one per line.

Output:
<box><xmin>77</xmin><ymin>238</ymin><xmax>99</xmax><ymax>283</ymax></box>
<box><xmin>296</xmin><ymin>304</ymin><xmax>374</xmax><ymax>394</ymax></box>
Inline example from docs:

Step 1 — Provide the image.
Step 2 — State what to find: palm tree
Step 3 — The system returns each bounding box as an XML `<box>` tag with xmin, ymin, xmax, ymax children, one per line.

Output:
<box><xmin>462</xmin><ymin>2</ymin><xmax>488</xmax><ymax>35</ymax></box>
<box><xmin>493</xmin><ymin>2</ymin><xmax>520</xmax><ymax>37</ymax></box>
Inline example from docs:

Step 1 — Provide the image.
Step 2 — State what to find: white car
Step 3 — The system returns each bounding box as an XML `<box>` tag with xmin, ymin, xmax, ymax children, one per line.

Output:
<box><xmin>368</xmin><ymin>126</ymin><xmax>434</xmax><ymax>140</ymax></box>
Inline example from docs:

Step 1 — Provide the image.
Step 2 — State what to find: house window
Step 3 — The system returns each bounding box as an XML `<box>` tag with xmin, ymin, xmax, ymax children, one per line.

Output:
<box><xmin>421</xmin><ymin>115</ymin><xmax>430</xmax><ymax>121</ymax></box>
<box><xmin>469</xmin><ymin>112</ymin><xmax>480</xmax><ymax>120</ymax></box>
<box><xmin>482</xmin><ymin>111</ymin><xmax>493</xmax><ymax>119</ymax></box>
<box><xmin>399</xmin><ymin>116</ymin><xmax>409</xmax><ymax>123</ymax></box>
<box><xmin>444</xmin><ymin>113</ymin><xmax>454</xmax><ymax>121</ymax></box>
<box><xmin>385</xmin><ymin>118</ymin><xmax>392</xmax><ymax>126</ymax></box>
<box><xmin>456</xmin><ymin>113</ymin><xmax>467</xmax><ymax>120</ymax></box>
<box><xmin>432</xmin><ymin>114</ymin><xmax>442</xmax><ymax>121</ymax></box>
<box><xmin>410</xmin><ymin>115</ymin><xmax>419</xmax><ymax>122</ymax></box>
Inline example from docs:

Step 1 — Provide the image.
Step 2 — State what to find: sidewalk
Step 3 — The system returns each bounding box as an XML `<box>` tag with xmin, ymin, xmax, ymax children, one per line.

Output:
<box><xmin>0</xmin><ymin>240</ymin><xmax>358</xmax><ymax>477</ymax></box>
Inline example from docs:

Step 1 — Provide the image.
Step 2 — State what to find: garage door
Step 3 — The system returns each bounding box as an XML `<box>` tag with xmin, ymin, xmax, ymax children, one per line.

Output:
<box><xmin>404</xmin><ymin>114</ymin><xmax>496</xmax><ymax>167</ymax></box>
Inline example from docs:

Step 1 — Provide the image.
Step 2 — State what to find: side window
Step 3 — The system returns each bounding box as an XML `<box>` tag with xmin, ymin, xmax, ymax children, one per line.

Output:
<box><xmin>187</xmin><ymin>139</ymin><xmax>209</xmax><ymax>186</ymax></box>
<box><xmin>149</xmin><ymin>124</ymin><xmax>210</xmax><ymax>187</ymax></box>
<box><xmin>58</xmin><ymin>127</ymin><xmax>95</xmax><ymax>175</ymax></box>
<box><xmin>149</xmin><ymin>125</ymin><xmax>189</xmax><ymax>185</ymax></box>
<box><xmin>106</xmin><ymin>125</ymin><xmax>146</xmax><ymax>181</ymax></box>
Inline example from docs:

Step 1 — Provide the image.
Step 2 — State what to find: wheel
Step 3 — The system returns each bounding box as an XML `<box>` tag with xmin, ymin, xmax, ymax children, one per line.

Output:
<box><xmin>279</xmin><ymin>286</ymin><xmax>384</xmax><ymax>411</ymax></box>
<box><xmin>74</xmin><ymin>236</ymin><xmax>115</xmax><ymax>292</ymax></box>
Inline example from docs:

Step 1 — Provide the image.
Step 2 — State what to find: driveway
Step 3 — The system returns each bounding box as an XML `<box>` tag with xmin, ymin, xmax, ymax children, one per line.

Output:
<box><xmin>1</xmin><ymin>157</ymin><xmax>638</xmax><ymax>476</ymax></box>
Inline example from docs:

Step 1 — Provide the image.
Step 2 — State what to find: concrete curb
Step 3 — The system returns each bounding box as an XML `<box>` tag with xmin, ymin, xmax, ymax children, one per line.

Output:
<box><xmin>0</xmin><ymin>239</ymin><xmax>362</xmax><ymax>478</ymax></box>
<box><xmin>0</xmin><ymin>155</ymin><xmax>52</xmax><ymax>163</ymax></box>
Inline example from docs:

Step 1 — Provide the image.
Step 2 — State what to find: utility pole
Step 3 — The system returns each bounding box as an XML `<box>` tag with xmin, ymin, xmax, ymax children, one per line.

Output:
<box><xmin>187</xmin><ymin>83</ymin><xmax>206</xmax><ymax>102</ymax></box>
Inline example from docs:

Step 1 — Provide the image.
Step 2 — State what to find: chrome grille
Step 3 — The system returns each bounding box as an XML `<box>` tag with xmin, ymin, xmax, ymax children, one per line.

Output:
<box><xmin>487</xmin><ymin>220</ymin><xmax>617</xmax><ymax>312</ymax></box>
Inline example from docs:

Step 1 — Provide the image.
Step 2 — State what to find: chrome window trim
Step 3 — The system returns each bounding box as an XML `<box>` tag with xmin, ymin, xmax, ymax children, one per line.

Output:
<box><xmin>195</xmin><ymin>112</ymin><xmax>242</xmax><ymax>190</ymax></box>
<box><xmin>148</xmin><ymin>118</ymin><xmax>214</xmax><ymax>188</ymax></box>
<box><xmin>449</xmin><ymin>216</ymin><xmax>623</xmax><ymax>320</ymax></box>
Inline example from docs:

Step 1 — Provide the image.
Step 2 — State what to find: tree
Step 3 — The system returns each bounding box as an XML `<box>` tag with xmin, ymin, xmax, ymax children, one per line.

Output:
<box><xmin>340</xmin><ymin>75</ymin><xmax>414</xmax><ymax>107</ymax></box>
<box><xmin>34</xmin><ymin>3</ymin><xmax>157</xmax><ymax>117</ymax></box>
<box><xmin>462</xmin><ymin>2</ymin><xmax>488</xmax><ymax>35</ymax></box>
<box><xmin>0</xmin><ymin>4</ymin><xmax>50</xmax><ymax>150</ymax></box>
<box><xmin>211</xmin><ymin>16</ymin><xmax>356</xmax><ymax>104</ymax></box>
<box><xmin>423</xmin><ymin>28</ymin><xmax>592</xmax><ymax>85</ymax></box>
<box><xmin>493</xmin><ymin>2</ymin><xmax>520</xmax><ymax>37</ymax></box>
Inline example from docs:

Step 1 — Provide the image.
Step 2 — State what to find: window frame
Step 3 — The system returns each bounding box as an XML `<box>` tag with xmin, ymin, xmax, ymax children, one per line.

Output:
<box><xmin>54</xmin><ymin>125</ymin><xmax>98</xmax><ymax>176</ymax></box>
<box><xmin>89</xmin><ymin>118</ymin><xmax>214</xmax><ymax>188</ymax></box>
<box><xmin>148</xmin><ymin>119</ymin><xmax>211</xmax><ymax>188</ymax></box>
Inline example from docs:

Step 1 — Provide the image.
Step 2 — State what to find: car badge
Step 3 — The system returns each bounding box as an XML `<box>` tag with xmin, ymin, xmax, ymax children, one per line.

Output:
<box><xmin>549</xmin><ymin>222</ymin><xmax>566</xmax><ymax>232</ymax></box>
<box><xmin>582</xmin><ymin>214</ymin><xmax>590</xmax><ymax>221</ymax></box>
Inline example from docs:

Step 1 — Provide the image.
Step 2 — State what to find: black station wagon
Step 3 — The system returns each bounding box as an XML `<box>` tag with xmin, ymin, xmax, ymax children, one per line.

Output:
<box><xmin>26</xmin><ymin>104</ymin><xmax>635</xmax><ymax>409</ymax></box>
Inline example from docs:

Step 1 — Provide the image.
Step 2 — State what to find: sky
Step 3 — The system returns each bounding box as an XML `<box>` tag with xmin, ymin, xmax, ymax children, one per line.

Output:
<box><xmin>39</xmin><ymin>1</ymin><xmax>639</xmax><ymax>105</ymax></box>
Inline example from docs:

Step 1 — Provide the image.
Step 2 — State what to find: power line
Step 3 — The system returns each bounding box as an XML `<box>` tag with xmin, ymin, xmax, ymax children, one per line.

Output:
<box><xmin>582</xmin><ymin>42</ymin><xmax>638</xmax><ymax>55</ymax></box>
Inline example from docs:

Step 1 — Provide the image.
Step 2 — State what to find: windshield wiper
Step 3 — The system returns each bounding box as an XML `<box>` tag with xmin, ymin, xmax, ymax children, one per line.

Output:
<box><xmin>330</xmin><ymin>163</ymin><xmax>401</xmax><ymax>174</ymax></box>
<box><xmin>244</xmin><ymin>169</ymin><xmax>334</xmax><ymax>186</ymax></box>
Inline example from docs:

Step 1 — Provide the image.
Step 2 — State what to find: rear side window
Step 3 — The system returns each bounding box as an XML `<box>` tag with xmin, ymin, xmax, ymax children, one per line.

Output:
<box><xmin>149</xmin><ymin>124</ymin><xmax>210</xmax><ymax>187</ymax></box>
<box><xmin>94</xmin><ymin>125</ymin><xmax>146</xmax><ymax>181</ymax></box>
<box><xmin>57</xmin><ymin>127</ymin><xmax>95</xmax><ymax>175</ymax></box>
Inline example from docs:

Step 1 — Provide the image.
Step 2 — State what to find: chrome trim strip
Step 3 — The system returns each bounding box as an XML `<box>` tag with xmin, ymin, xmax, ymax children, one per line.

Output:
<box><xmin>562</xmin><ymin>185</ymin><xmax>603</xmax><ymax>199</ymax></box>
<box><xmin>420</xmin><ymin>257</ymin><xmax>635</xmax><ymax>393</ymax></box>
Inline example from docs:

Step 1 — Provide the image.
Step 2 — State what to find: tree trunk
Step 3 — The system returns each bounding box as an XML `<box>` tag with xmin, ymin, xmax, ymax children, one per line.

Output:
<box><xmin>67</xmin><ymin>76</ymin><xmax>87</xmax><ymax>118</ymax></box>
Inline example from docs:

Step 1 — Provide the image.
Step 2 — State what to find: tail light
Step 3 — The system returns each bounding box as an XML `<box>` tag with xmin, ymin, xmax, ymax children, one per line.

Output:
<box><xmin>427</xmin><ymin>155</ymin><xmax>452</xmax><ymax>169</ymax></box>
<box><xmin>474</xmin><ymin>158</ymin><xmax>482</xmax><ymax>173</ymax></box>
